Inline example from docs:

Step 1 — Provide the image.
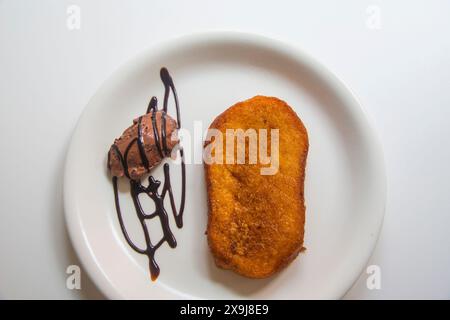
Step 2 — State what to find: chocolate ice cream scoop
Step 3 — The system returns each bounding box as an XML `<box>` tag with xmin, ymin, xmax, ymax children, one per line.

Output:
<box><xmin>108</xmin><ymin>110</ymin><xmax>179</xmax><ymax>180</ymax></box>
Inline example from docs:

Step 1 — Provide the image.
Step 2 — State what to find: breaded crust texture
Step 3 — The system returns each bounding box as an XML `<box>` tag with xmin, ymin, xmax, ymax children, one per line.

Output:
<box><xmin>204</xmin><ymin>96</ymin><xmax>309</xmax><ymax>278</ymax></box>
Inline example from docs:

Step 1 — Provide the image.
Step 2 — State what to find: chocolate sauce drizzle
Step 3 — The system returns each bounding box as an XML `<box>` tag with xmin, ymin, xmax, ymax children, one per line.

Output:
<box><xmin>111</xmin><ymin>67</ymin><xmax>186</xmax><ymax>280</ymax></box>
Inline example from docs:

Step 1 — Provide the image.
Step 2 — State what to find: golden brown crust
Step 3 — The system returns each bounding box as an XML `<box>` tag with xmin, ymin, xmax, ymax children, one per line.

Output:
<box><xmin>204</xmin><ymin>95</ymin><xmax>309</xmax><ymax>278</ymax></box>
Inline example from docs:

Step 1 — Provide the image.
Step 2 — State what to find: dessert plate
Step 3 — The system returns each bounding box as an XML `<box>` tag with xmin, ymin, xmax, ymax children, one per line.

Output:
<box><xmin>64</xmin><ymin>32</ymin><xmax>386</xmax><ymax>299</ymax></box>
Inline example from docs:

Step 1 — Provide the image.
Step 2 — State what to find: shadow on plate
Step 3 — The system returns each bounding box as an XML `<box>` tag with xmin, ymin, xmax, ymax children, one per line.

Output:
<box><xmin>58</xmin><ymin>133</ymin><xmax>106</xmax><ymax>300</ymax></box>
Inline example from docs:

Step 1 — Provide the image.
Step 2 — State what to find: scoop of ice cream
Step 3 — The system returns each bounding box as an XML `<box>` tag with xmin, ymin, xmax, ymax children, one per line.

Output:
<box><xmin>108</xmin><ymin>111</ymin><xmax>179</xmax><ymax>180</ymax></box>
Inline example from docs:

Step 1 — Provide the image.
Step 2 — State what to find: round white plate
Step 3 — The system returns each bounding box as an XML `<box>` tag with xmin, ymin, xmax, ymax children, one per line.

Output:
<box><xmin>64</xmin><ymin>31</ymin><xmax>386</xmax><ymax>299</ymax></box>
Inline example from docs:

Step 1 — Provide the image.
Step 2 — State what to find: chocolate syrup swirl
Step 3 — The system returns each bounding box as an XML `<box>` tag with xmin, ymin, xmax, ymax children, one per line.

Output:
<box><xmin>111</xmin><ymin>67</ymin><xmax>186</xmax><ymax>280</ymax></box>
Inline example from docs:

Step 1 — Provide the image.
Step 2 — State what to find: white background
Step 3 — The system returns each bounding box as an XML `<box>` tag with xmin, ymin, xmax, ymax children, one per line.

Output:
<box><xmin>0</xmin><ymin>0</ymin><xmax>449</xmax><ymax>299</ymax></box>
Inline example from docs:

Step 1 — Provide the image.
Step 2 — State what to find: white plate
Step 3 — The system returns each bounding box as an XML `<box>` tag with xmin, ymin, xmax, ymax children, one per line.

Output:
<box><xmin>64</xmin><ymin>32</ymin><xmax>386</xmax><ymax>299</ymax></box>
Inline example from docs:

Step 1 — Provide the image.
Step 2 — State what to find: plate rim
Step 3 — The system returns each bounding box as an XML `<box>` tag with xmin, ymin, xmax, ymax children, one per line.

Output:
<box><xmin>63</xmin><ymin>30</ymin><xmax>386</xmax><ymax>300</ymax></box>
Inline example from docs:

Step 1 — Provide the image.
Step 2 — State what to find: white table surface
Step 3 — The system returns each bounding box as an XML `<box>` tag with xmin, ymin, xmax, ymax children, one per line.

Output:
<box><xmin>1</xmin><ymin>0</ymin><xmax>449</xmax><ymax>300</ymax></box>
